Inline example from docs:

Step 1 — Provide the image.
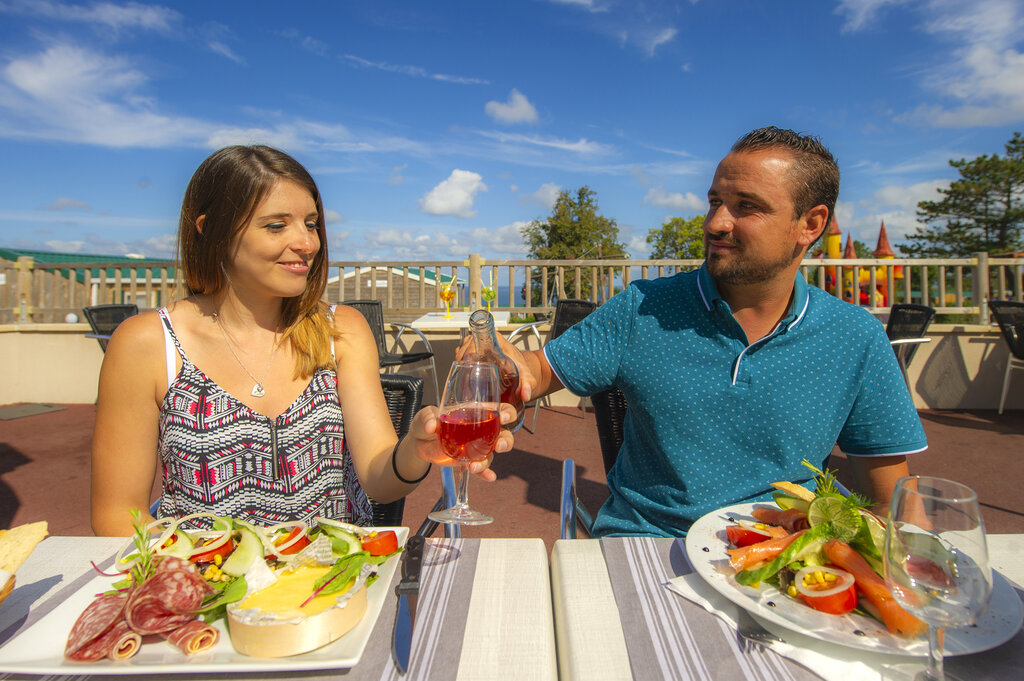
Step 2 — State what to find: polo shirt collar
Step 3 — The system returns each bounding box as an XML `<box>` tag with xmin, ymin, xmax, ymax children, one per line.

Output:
<box><xmin>695</xmin><ymin>263</ymin><xmax>810</xmax><ymax>333</ymax></box>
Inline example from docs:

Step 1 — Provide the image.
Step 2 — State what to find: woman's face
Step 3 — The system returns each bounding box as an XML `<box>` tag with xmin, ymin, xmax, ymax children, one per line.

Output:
<box><xmin>222</xmin><ymin>179</ymin><xmax>321</xmax><ymax>300</ymax></box>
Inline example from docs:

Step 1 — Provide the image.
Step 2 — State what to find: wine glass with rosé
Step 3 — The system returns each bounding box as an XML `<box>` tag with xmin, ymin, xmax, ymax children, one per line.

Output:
<box><xmin>439</xmin><ymin>281</ymin><xmax>456</xmax><ymax>318</ymax></box>
<box><xmin>883</xmin><ymin>476</ymin><xmax>992</xmax><ymax>681</ymax></box>
<box><xmin>428</xmin><ymin>360</ymin><xmax>500</xmax><ymax>525</ymax></box>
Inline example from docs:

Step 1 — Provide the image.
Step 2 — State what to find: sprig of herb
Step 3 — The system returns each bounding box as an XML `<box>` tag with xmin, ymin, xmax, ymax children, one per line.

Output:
<box><xmin>799</xmin><ymin>459</ymin><xmax>872</xmax><ymax>509</ymax></box>
<box><xmin>128</xmin><ymin>508</ymin><xmax>156</xmax><ymax>586</ymax></box>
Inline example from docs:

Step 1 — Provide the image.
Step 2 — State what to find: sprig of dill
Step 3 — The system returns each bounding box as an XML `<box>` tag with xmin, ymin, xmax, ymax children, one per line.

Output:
<box><xmin>128</xmin><ymin>508</ymin><xmax>156</xmax><ymax>586</ymax></box>
<box><xmin>799</xmin><ymin>459</ymin><xmax>872</xmax><ymax>509</ymax></box>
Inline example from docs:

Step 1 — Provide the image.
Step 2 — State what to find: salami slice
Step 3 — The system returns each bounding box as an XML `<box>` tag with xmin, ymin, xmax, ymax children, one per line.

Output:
<box><xmin>106</xmin><ymin>620</ymin><xmax>142</xmax><ymax>660</ymax></box>
<box><xmin>64</xmin><ymin>591</ymin><xmax>128</xmax><ymax>661</ymax></box>
<box><xmin>125</xmin><ymin>561</ymin><xmax>210</xmax><ymax>634</ymax></box>
<box><xmin>161</xmin><ymin>618</ymin><xmax>219</xmax><ymax>655</ymax></box>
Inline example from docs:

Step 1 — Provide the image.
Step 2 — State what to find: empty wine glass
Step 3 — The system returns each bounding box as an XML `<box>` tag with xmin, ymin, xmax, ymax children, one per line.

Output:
<box><xmin>427</xmin><ymin>360</ymin><xmax>500</xmax><ymax>525</ymax></box>
<box><xmin>883</xmin><ymin>476</ymin><xmax>992</xmax><ymax>680</ymax></box>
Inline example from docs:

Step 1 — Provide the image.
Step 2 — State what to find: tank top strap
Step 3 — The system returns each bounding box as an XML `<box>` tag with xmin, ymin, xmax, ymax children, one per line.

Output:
<box><xmin>158</xmin><ymin>307</ymin><xmax>185</xmax><ymax>388</ymax></box>
<box><xmin>329</xmin><ymin>304</ymin><xmax>337</xmax><ymax>363</ymax></box>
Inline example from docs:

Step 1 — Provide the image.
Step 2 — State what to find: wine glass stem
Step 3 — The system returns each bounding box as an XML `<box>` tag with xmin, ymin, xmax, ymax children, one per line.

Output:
<box><xmin>924</xmin><ymin>625</ymin><xmax>944</xmax><ymax>680</ymax></box>
<box><xmin>452</xmin><ymin>463</ymin><xmax>472</xmax><ymax>510</ymax></box>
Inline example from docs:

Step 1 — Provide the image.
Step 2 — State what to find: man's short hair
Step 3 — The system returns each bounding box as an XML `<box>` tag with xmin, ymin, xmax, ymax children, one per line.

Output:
<box><xmin>731</xmin><ymin>126</ymin><xmax>839</xmax><ymax>233</ymax></box>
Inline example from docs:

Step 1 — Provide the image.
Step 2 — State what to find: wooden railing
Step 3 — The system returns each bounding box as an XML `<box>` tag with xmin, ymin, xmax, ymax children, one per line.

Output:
<box><xmin>3</xmin><ymin>253</ymin><xmax>1022</xmax><ymax>324</ymax></box>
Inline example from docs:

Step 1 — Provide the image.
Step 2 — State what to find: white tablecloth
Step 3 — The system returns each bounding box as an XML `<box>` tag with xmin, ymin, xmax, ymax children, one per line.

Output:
<box><xmin>0</xmin><ymin>536</ymin><xmax>556</xmax><ymax>681</ymax></box>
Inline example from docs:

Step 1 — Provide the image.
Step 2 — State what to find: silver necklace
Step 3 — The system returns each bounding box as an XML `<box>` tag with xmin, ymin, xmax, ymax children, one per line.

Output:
<box><xmin>212</xmin><ymin>311</ymin><xmax>280</xmax><ymax>398</ymax></box>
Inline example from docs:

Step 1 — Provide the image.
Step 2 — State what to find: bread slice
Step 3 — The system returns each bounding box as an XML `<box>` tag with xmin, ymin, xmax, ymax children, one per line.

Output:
<box><xmin>0</xmin><ymin>521</ymin><xmax>48</xmax><ymax>573</ymax></box>
<box><xmin>769</xmin><ymin>481</ymin><xmax>815</xmax><ymax>502</ymax></box>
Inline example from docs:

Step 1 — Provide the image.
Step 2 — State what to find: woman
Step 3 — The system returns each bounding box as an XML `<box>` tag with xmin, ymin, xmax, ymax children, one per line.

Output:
<box><xmin>92</xmin><ymin>145</ymin><xmax>509</xmax><ymax>536</ymax></box>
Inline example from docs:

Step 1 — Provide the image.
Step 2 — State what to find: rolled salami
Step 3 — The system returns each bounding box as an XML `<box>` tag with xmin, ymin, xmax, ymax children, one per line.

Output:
<box><xmin>162</xmin><ymin>618</ymin><xmax>220</xmax><ymax>655</ymax></box>
<box><xmin>106</xmin><ymin>620</ymin><xmax>142</xmax><ymax>660</ymax></box>
<box><xmin>64</xmin><ymin>591</ymin><xmax>130</xmax><ymax>661</ymax></box>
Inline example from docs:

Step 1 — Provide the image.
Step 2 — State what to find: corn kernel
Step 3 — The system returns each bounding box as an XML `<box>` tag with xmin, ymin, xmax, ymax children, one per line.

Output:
<box><xmin>750</xmin><ymin>581</ymin><xmax>760</xmax><ymax>588</ymax></box>
<box><xmin>213</xmin><ymin>554</ymin><xmax>222</xmax><ymax>566</ymax></box>
<box><xmin>754</xmin><ymin>523</ymin><xmax>767</xmax><ymax>530</ymax></box>
<box><xmin>787</xmin><ymin>585</ymin><xmax>798</xmax><ymax>597</ymax></box>
<box><xmin>815</xmin><ymin>570</ymin><xmax>826</xmax><ymax>585</ymax></box>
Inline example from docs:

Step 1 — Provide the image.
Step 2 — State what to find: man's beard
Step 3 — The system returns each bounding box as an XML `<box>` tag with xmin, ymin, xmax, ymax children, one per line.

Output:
<box><xmin>704</xmin><ymin>238</ymin><xmax>803</xmax><ymax>286</ymax></box>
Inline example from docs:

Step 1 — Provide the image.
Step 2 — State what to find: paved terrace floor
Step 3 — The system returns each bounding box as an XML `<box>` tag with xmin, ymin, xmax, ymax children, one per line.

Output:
<box><xmin>1</xmin><ymin>404</ymin><xmax>1022</xmax><ymax>549</ymax></box>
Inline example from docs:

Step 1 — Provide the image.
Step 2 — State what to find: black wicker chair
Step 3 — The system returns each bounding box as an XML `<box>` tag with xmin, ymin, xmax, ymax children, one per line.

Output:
<box><xmin>343</xmin><ymin>300</ymin><xmax>439</xmax><ymax>404</ymax></box>
<box><xmin>82</xmin><ymin>304</ymin><xmax>138</xmax><ymax>351</ymax></box>
<box><xmin>989</xmin><ymin>301</ymin><xmax>1024</xmax><ymax>414</ymax></box>
<box><xmin>371</xmin><ymin>374</ymin><xmax>424</xmax><ymax>527</ymax></box>
<box><xmin>507</xmin><ymin>299</ymin><xmax>598</xmax><ymax>432</ymax></box>
<box><xmin>560</xmin><ymin>386</ymin><xmax>627</xmax><ymax>539</ymax></box>
<box><xmin>885</xmin><ymin>303</ymin><xmax>935</xmax><ymax>387</ymax></box>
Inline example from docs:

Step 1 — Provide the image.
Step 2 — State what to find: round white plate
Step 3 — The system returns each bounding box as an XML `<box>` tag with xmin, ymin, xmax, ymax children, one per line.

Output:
<box><xmin>684</xmin><ymin>503</ymin><xmax>1023</xmax><ymax>656</ymax></box>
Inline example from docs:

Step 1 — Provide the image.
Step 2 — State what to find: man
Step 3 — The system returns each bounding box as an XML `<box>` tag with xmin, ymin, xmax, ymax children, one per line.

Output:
<box><xmin>506</xmin><ymin>126</ymin><xmax>927</xmax><ymax>536</ymax></box>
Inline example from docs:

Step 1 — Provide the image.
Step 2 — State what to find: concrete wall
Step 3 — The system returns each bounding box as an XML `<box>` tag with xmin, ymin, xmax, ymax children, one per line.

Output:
<box><xmin>1</xmin><ymin>322</ymin><xmax>1021</xmax><ymax>411</ymax></box>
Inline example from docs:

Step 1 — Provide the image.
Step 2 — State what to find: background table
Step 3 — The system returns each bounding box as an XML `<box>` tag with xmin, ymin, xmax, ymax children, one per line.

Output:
<box><xmin>0</xmin><ymin>536</ymin><xmax>556</xmax><ymax>681</ymax></box>
<box><xmin>551</xmin><ymin>535</ymin><xmax>1024</xmax><ymax>681</ymax></box>
<box><xmin>410</xmin><ymin>311</ymin><xmax>511</xmax><ymax>332</ymax></box>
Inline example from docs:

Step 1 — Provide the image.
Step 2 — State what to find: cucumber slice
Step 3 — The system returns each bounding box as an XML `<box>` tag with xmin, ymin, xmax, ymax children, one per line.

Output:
<box><xmin>221</xmin><ymin>527</ymin><xmax>262</xmax><ymax>577</ymax></box>
<box><xmin>319</xmin><ymin>525</ymin><xmax>362</xmax><ymax>556</ymax></box>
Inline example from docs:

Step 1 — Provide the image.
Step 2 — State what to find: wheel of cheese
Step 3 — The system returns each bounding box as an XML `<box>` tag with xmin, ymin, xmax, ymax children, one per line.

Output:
<box><xmin>225</xmin><ymin>566</ymin><xmax>368</xmax><ymax>658</ymax></box>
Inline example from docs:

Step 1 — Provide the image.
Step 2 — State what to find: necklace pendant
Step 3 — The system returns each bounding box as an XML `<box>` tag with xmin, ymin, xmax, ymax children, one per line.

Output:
<box><xmin>251</xmin><ymin>383</ymin><xmax>266</xmax><ymax>398</ymax></box>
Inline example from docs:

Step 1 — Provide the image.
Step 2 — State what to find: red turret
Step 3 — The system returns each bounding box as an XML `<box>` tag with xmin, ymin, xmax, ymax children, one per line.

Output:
<box><xmin>874</xmin><ymin>221</ymin><xmax>894</xmax><ymax>257</ymax></box>
<box><xmin>843</xmin><ymin>234</ymin><xmax>856</xmax><ymax>259</ymax></box>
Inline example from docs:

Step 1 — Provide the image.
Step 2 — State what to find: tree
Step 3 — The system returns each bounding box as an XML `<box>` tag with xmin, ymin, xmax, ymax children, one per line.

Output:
<box><xmin>521</xmin><ymin>186</ymin><xmax>626</xmax><ymax>302</ymax></box>
<box><xmin>646</xmin><ymin>215</ymin><xmax>705</xmax><ymax>259</ymax></box>
<box><xmin>899</xmin><ymin>132</ymin><xmax>1024</xmax><ymax>257</ymax></box>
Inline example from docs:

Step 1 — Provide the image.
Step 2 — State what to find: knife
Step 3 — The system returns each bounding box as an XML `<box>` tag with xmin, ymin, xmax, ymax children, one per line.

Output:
<box><xmin>392</xmin><ymin>534</ymin><xmax>425</xmax><ymax>674</ymax></box>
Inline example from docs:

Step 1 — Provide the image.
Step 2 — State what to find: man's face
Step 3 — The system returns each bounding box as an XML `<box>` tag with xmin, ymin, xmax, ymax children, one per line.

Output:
<box><xmin>703</xmin><ymin>149</ymin><xmax>816</xmax><ymax>286</ymax></box>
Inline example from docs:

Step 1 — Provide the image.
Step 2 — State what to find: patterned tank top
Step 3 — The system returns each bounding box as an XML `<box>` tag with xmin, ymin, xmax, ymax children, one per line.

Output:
<box><xmin>155</xmin><ymin>308</ymin><xmax>372</xmax><ymax>529</ymax></box>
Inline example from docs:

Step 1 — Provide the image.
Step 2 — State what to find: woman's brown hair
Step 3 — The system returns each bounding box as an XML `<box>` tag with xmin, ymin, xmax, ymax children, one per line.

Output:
<box><xmin>178</xmin><ymin>145</ymin><xmax>335</xmax><ymax>377</ymax></box>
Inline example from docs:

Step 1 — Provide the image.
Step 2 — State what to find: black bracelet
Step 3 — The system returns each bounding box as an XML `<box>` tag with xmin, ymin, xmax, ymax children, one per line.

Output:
<box><xmin>391</xmin><ymin>442</ymin><xmax>431</xmax><ymax>484</ymax></box>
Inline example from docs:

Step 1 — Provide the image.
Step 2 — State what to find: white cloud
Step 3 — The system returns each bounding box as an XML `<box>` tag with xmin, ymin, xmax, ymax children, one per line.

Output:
<box><xmin>389</xmin><ymin>164</ymin><xmax>408</xmax><ymax>186</ymax></box>
<box><xmin>485</xmin><ymin>89</ymin><xmax>539</xmax><ymax>124</ymax></box>
<box><xmin>527</xmin><ymin>182</ymin><xmax>562</xmax><ymax>210</ymax></box>
<box><xmin>208</xmin><ymin>41</ymin><xmax>244</xmax><ymax>64</ymax></box>
<box><xmin>477</xmin><ymin>130</ymin><xmax>613</xmax><ymax>155</ymax></box>
<box><xmin>545</xmin><ymin>0</ymin><xmax>609</xmax><ymax>11</ymax></box>
<box><xmin>0</xmin><ymin>0</ymin><xmax>180</xmax><ymax>33</ymax></box>
<box><xmin>835</xmin><ymin>181</ymin><xmax>948</xmax><ymax>248</ymax></box>
<box><xmin>466</xmin><ymin>222</ymin><xmax>531</xmax><ymax>256</ymax></box>
<box><xmin>643</xmin><ymin>186</ymin><xmax>705</xmax><ymax>212</ymax></box>
<box><xmin>324</xmin><ymin>208</ymin><xmax>343</xmax><ymax>224</ymax></box>
<box><xmin>342</xmin><ymin>55</ymin><xmax>489</xmax><ymax>85</ymax></box>
<box><xmin>842</xmin><ymin>0</ymin><xmax>1024</xmax><ymax>127</ymax></box>
<box><xmin>419</xmin><ymin>169</ymin><xmax>488</xmax><ymax>218</ymax></box>
<box><xmin>39</xmin><ymin>197</ymin><xmax>92</xmax><ymax>211</ymax></box>
<box><xmin>640</xmin><ymin>27</ymin><xmax>677</xmax><ymax>56</ymax></box>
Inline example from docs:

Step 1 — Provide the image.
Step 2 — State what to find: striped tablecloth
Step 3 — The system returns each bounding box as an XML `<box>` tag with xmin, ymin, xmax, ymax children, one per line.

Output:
<box><xmin>0</xmin><ymin>536</ymin><xmax>556</xmax><ymax>681</ymax></box>
<box><xmin>551</xmin><ymin>537</ymin><xmax>1024</xmax><ymax>681</ymax></box>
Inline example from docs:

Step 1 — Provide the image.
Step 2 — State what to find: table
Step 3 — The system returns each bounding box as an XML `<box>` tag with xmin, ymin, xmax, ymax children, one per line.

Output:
<box><xmin>551</xmin><ymin>536</ymin><xmax>1024</xmax><ymax>681</ymax></box>
<box><xmin>410</xmin><ymin>311</ymin><xmax>511</xmax><ymax>332</ymax></box>
<box><xmin>0</xmin><ymin>536</ymin><xmax>556</xmax><ymax>681</ymax></box>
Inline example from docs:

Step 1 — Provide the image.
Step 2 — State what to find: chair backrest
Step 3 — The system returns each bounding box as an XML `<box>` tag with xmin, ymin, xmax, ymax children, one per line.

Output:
<box><xmin>591</xmin><ymin>386</ymin><xmax>627</xmax><ymax>476</ymax></box>
<box><xmin>82</xmin><ymin>304</ymin><xmax>139</xmax><ymax>351</ymax></box>
<box><xmin>550</xmin><ymin>299</ymin><xmax>598</xmax><ymax>340</ymax></box>
<box><xmin>372</xmin><ymin>373</ymin><xmax>425</xmax><ymax>526</ymax></box>
<box><xmin>886</xmin><ymin>303</ymin><xmax>935</xmax><ymax>367</ymax></box>
<box><xmin>343</xmin><ymin>300</ymin><xmax>389</xmax><ymax>357</ymax></box>
<box><xmin>989</xmin><ymin>301</ymin><xmax>1024</xmax><ymax>361</ymax></box>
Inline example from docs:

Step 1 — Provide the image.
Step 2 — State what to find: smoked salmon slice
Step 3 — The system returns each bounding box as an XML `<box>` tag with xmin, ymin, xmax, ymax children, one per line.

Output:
<box><xmin>728</xmin><ymin>530</ymin><xmax>805</xmax><ymax>572</ymax></box>
<box><xmin>751</xmin><ymin>506</ymin><xmax>810</xmax><ymax>533</ymax></box>
<box><xmin>823</xmin><ymin>539</ymin><xmax>928</xmax><ymax>638</ymax></box>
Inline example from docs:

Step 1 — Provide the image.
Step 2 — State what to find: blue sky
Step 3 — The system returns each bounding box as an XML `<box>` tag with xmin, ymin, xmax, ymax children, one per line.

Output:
<box><xmin>0</xmin><ymin>0</ymin><xmax>1022</xmax><ymax>262</ymax></box>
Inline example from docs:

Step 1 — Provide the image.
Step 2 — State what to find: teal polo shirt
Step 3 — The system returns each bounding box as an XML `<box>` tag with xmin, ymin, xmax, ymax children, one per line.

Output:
<box><xmin>544</xmin><ymin>265</ymin><xmax>927</xmax><ymax>537</ymax></box>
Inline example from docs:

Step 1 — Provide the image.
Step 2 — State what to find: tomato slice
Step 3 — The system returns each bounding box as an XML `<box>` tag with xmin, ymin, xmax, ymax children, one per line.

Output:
<box><xmin>794</xmin><ymin>565</ymin><xmax>858</xmax><ymax>615</ymax></box>
<box><xmin>726</xmin><ymin>525</ymin><xmax>772</xmax><ymax>548</ymax></box>
<box><xmin>274</xmin><ymin>526</ymin><xmax>311</xmax><ymax>556</ymax></box>
<box><xmin>190</xmin><ymin>537</ymin><xmax>235</xmax><ymax>564</ymax></box>
<box><xmin>360</xmin><ymin>530</ymin><xmax>399</xmax><ymax>556</ymax></box>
